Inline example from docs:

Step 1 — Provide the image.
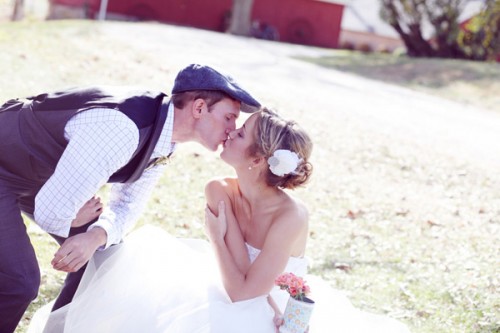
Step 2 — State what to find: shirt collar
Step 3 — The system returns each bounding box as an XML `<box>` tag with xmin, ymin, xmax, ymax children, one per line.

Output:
<box><xmin>153</xmin><ymin>102</ymin><xmax>176</xmax><ymax>158</ymax></box>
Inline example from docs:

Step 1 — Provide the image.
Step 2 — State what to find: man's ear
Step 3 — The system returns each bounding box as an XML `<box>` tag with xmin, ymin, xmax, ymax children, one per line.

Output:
<box><xmin>191</xmin><ymin>98</ymin><xmax>207</xmax><ymax>119</ymax></box>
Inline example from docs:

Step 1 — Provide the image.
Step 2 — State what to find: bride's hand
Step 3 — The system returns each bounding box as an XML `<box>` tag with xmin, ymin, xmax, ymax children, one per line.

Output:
<box><xmin>273</xmin><ymin>314</ymin><xmax>284</xmax><ymax>332</ymax></box>
<box><xmin>274</xmin><ymin>316</ymin><xmax>309</xmax><ymax>333</ymax></box>
<box><xmin>71</xmin><ymin>196</ymin><xmax>103</xmax><ymax>228</ymax></box>
<box><xmin>204</xmin><ymin>201</ymin><xmax>228</xmax><ymax>243</ymax></box>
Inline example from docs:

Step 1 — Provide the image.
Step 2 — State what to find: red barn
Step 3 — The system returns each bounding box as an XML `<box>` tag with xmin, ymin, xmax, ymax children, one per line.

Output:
<box><xmin>49</xmin><ymin>0</ymin><xmax>345</xmax><ymax>49</ymax></box>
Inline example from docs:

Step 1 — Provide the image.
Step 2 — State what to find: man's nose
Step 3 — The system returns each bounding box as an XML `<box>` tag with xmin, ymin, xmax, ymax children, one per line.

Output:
<box><xmin>226</xmin><ymin>122</ymin><xmax>236</xmax><ymax>134</ymax></box>
<box><xmin>227</xmin><ymin>129</ymin><xmax>237</xmax><ymax>139</ymax></box>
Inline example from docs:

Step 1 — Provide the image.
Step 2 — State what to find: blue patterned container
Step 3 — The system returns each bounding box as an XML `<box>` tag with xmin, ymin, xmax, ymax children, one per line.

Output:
<box><xmin>279</xmin><ymin>296</ymin><xmax>315</xmax><ymax>333</ymax></box>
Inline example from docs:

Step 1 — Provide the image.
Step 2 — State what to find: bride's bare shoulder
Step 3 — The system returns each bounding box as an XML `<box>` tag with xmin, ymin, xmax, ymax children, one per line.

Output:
<box><xmin>278</xmin><ymin>194</ymin><xmax>309</xmax><ymax>223</ymax></box>
<box><xmin>205</xmin><ymin>177</ymin><xmax>239</xmax><ymax>196</ymax></box>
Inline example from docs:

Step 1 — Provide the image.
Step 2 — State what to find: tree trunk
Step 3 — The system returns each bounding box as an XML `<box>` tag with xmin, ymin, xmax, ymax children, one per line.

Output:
<box><xmin>427</xmin><ymin>4</ymin><xmax>467</xmax><ymax>59</ymax></box>
<box><xmin>381</xmin><ymin>0</ymin><xmax>499</xmax><ymax>60</ymax></box>
<box><xmin>382</xmin><ymin>0</ymin><xmax>436</xmax><ymax>57</ymax></box>
<box><xmin>227</xmin><ymin>0</ymin><xmax>255</xmax><ymax>36</ymax></box>
<box><xmin>11</xmin><ymin>0</ymin><xmax>24</xmax><ymax>21</ymax></box>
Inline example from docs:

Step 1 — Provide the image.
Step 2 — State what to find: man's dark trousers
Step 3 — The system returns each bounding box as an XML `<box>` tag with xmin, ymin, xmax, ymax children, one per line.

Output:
<box><xmin>0</xmin><ymin>180</ymin><xmax>40</xmax><ymax>333</ymax></box>
<box><xmin>0</xmin><ymin>179</ymin><xmax>92</xmax><ymax>333</ymax></box>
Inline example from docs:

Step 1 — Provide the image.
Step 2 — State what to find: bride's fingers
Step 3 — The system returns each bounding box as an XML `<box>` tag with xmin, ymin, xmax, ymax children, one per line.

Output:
<box><xmin>204</xmin><ymin>207</ymin><xmax>216</xmax><ymax>236</ymax></box>
<box><xmin>95</xmin><ymin>202</ymin><xmax>103</xmax><ymax>213</ymax></box>
<box><xmin>218</xmin><ymin>201</ymin><xmax>225</xmax><ymax>220</ymax></box>
<box><xmin>86</xmin><ymin>196</ymin><xmax>101</xmax><ymax>208</ymax></box>
<box><xmin>205</xmin><ymin>207</ymin><xmax>214</xmax><ymax>221</ymax></box>
<box><xmin>95</xmin><ymin>198</ymin><xmax>102</xmax><ymax>207</ymax></box>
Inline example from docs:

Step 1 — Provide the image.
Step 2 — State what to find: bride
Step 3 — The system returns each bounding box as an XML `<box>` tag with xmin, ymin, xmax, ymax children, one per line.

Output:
<box><xmin>29</xmin><ymin>108</ymin><xmax>410</xmax><ymax>333</ymax></box>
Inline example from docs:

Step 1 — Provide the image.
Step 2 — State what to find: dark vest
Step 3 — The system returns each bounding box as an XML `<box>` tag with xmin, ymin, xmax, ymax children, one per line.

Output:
<box><xmin>0</xmin><ymin>86</ymin><xmax>169</xmax><ymax>214</ymax></box>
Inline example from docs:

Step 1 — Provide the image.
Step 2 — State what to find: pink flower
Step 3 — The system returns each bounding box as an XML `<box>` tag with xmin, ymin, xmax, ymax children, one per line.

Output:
<box><xmin>275</xmin><ymin>272</ymin><xmax>311</xmax><ymax>301</ymax></box>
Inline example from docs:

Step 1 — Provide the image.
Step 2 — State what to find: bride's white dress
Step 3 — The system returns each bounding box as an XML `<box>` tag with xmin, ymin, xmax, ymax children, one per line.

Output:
<box><xmin>28</xmin><ymin>226</ymin><xmax>410</xmax><ymax>333</ymax></box>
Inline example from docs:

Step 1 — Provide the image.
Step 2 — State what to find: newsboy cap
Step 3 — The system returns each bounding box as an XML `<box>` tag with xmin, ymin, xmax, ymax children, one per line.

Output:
<box><xmin>172</xmin><ymin>64</ymin><xmax>260</xmax><ymax>112</ymax></box>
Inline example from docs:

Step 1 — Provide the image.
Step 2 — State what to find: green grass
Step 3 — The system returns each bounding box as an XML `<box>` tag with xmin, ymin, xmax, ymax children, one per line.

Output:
<box><xmin>1</xmin><ymin>20</ymin><xmax>498</xmax><ymax>333</ymax></box>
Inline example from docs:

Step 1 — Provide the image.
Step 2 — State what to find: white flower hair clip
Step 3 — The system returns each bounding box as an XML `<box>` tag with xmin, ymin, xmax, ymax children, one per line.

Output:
<box><xmin>267</xmin><ymin>149</ymin><xmax>302</xmax><ymax>177</ymax></box>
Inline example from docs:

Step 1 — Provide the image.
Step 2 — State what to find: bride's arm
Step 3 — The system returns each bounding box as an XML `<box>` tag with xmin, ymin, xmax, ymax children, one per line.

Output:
<box><xmin>268</xmin><ymin>295</ymin><xmax>284</xmax><ymax>331</ymax></box>
<box><xmin>205</xmin><ymin>179</ymin><xmax>250</xmax><ymax>274</ymax></box>
<box><xmin>206</xmin><ymin>198</ymin><xmax>308</xmax><ymax>302</ymax></box>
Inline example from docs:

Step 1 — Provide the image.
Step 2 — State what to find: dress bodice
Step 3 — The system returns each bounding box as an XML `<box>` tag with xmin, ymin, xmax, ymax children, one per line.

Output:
<box><xmin>245</xmin><ymin>243</ymin><xmax>309</xmax><ymax>278</ymax></box>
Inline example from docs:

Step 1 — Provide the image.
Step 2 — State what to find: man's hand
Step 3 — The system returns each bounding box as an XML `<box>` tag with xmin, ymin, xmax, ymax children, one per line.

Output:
<box><xmin>71</xmin><ymin>196</ymin><xmax>103</xmax><ymax>228</ymax></box>
<box><xmin>52</xmin><ymin>228</ymin><xmax>107</xmax><ymax>273</ymax></box>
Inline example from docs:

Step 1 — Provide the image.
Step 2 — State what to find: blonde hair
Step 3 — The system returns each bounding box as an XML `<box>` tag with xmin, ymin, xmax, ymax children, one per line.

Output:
<box><xmin>248</xmin><ymin>108</ymin><xmax>313</xmax><ymax>189</ymax></box>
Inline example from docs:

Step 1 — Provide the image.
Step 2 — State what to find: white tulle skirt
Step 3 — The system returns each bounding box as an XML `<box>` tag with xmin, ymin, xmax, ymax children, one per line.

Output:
<box><xmin>28</xmin><ymin>226</ymin><xmax>410</xmax><ymax>333</ymax></box>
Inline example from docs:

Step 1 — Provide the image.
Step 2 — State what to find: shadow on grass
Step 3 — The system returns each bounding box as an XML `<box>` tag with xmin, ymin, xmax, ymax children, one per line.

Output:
<box><xmin>296</xmin><ymin>51</ymin><xmax>500</xmax><ymax>112</ymax></box>
<box><xmin>296</xmin><ymin>52</ymin><xmax>500</xmax><ymax>88</ymax></box>
<box><xmin>310</xmin><ymin>257</ymin><xmax>407</xmax><ymax>274</ymax></box>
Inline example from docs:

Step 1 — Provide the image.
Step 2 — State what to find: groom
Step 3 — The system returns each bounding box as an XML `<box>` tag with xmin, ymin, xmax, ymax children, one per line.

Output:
<box><xmin>0</xmin><ymin>64</ymin><xmax>260</xmax><ymax>333</ymax></box>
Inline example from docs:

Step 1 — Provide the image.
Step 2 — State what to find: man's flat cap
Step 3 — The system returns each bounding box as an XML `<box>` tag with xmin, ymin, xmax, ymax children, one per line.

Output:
<box><xmin>172</xmin><ymin>64</ymin><xmax>260</xmax><ymax>113</ymax></box>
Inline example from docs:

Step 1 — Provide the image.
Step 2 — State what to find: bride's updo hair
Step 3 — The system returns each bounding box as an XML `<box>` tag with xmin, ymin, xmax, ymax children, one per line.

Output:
<box><xmin>248</xmin><ymin>108</ymin><xmax>313</xmax><ymax>189</ymax></box>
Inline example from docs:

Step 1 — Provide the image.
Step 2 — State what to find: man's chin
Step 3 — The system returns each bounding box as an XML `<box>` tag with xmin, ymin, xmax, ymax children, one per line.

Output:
<box><xmin>199</xmin><ymin>139</ymin><xmax>223</xmax><ymax>152</ymax></box>
<box><xmin>202</xmin><ymin>143</ymin><xmax>219</xmax><ymax>152</ymax></box>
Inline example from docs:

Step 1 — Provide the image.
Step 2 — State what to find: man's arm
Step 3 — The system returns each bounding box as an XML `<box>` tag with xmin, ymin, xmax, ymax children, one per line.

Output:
<box><xmin>52</xmin><ymin>163</ymin><xmax>167</xmax><ymax>272</ymax></box>
<box><xmin>34</xmin><ymin>108</ymin><xmax>139</xmax><ymax>272</ymax></box>
<box><xmin>34</xmin><ymin>109</ymin><xmax>139</xmax><ymax>236</ymax></box>
<box><xmin>88</xmin><ymin>164</ymin><xmax>167</xmax><ymax>249</ymax></box>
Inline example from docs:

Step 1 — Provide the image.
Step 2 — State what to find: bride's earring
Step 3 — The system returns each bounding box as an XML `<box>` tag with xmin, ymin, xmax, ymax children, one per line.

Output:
<box><xmin>248</xmin><ymin>166</ymin><xmax>252</xmax><ymax>170</ymax></box>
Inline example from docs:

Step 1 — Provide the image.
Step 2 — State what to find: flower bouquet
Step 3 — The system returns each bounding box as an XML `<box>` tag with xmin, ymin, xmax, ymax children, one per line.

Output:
<box><xmin>275</xmin><ymin>272</ymin><xmax>314</xmax><ymax>333</ymax></box>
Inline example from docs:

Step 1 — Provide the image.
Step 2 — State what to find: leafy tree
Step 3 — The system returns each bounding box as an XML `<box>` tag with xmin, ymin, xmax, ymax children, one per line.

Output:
<box><xmin>458</xmin><ymin>0</ymin><xmax>500</xmax><ymax>60</ymax></box>
<box><xmin>380</xmin><ymin>0</ymin><xmax>499</xmax><ymax>60</ymax></box>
